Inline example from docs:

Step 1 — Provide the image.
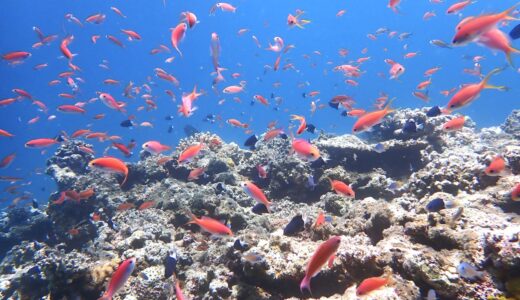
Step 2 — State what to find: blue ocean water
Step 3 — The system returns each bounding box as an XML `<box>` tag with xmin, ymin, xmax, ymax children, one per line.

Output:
<box><xmin>0</xmin><ymin>0</ymin><xmax>518</xmax><ymax>208</ymax></box>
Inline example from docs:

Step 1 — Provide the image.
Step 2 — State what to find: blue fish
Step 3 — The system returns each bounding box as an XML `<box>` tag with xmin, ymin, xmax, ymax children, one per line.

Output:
<box><xmin>252</xmin><ymin>203</ymin><xmax>268</xmax><ymax>215</ymax></box>
<box><xmin>426</xmin><ymin>198</ymin><xmax>445</xmax><ymax>212</ymax></box>
<box><xmin>283</xmin><ymin>215</ymin><xmax>304</xmax><ymax>236</ymax></box>
<box><xmin>164</xmin><ymin>249</ymin><xmax>177</xmax><ymax>279</ymax></box>
<box><xmin>457</xmin><ymin>262</ymin><xmax>484</xmax><ymax>281</ymax></box>
<box><xmin>426</xmin><ymin>106</ymin><xmax>441</xmax><ymax>117</ymax></box>
<box><xmin>374</xmin><ymin>143</ymin><xmax>385</xmax><ymax>153</ymax></box>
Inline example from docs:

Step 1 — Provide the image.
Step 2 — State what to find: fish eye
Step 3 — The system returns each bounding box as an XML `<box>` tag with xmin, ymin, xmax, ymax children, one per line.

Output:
<box><xmin>353</xmin><ymin>128</ymin><xmax>358</xmax><ymax>132</ymax></box>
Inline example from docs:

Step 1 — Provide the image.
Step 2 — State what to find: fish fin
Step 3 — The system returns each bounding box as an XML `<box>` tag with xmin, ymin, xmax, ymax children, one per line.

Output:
<box><xmin>299</xmin><ymin>276</ymin><xmax>312</xmax><ymax>296</ymax></box>
<box><xmin>328</xmin><ymin>254</ymin><xmax>336</xmax><ymax>268</ymax></box>
<box><xmin>295</xmin><ymin>23</ymin><xmax>305</xmax><ymax>29</ymax></box>
<box><xmin>484</xmin><ymin>84</ymin><xmax>508</xmax><ymax>91</ymax></box>
<box><xmin>185</xmin><ymin>211</ymin><xmax>198</xmax><ymax>226</ymax></box>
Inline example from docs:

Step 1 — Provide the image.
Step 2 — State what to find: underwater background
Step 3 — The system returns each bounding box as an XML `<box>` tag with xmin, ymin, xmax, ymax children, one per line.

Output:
<box><xmin>0</xmin><ymin>0</ymin><xmax>520</xmax><ymax>299</ymax></box>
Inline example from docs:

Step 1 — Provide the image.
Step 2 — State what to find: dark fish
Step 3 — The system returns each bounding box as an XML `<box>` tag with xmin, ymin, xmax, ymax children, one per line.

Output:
<box><xmin>340</xmin><ymin>111</ymin><xmax>348</xmax><ymax>117</ymax></box>
<box><xmin>215</xmin><ymin>182</ymin><xmax>226</xmax><ymax>194</ymax></box>
<box><xmin>54</xmin><ymin>134</ymin><xmax>66</xmax><ymax>142</ymax></box>
<box><xmin>426</xmin><ymin>106</ymin><xmax>441</xmax><ymax>117</ymax></box>
<box><xmin>120</xmin><ymin>119</ymin><xmax>134</xmax><ymax>127</ymax></box>
<box><xmin>204</xmin><ymin>114</ymin><xmax>216</xmax><ymax>123</ymax></box>
<box><xmin>233</xmin><ymin>239</ymin><xmax>249</xmax><ymax>251</ymax></box>
<box><xmin>164</xmin><ymin>250</ymin><xmax>177</xmax><ymax>279</ymax></box>
<box><xmin>183</xmin><ymin>125</ymin><xmax>199</xmax><ymax>137</ymax></box>
<box><xmin>310</xmin><ymin>157</ymin><xmax>326</xmax><ymax>169</ymax></box>
<box><xmin>329</xmin><ymin>101</ymin><xmax>340</xmax><ymax>110</ymax></box>
<box><xmin>252</xmin><ymin>203</ymin><xmax>268</xmax><ymax>215</ymax></box>
<box><xmin>509</xmin><ymin>24</ymin><xmax>520</xmax><ymax>40</ymax></box>
<box><xmin>167</xmin><ymin>125</ymin><xmax>174</xmax><ymax>133</ymax></box>
<box><xmin>244</xmin><ymin>135</ymin><xmax>258</xmax><ymax>150</ymax></box>
<box><xmin>32</xmin><ymin>199</ymin><xmax>38</xmax><ymax>209</ymax></box>
<box><xmin>279</xmin><ymin>133</ymin><xmax>288</xmax><ymax>140</ymax></box>
<box><xmin>306</xmin><ymin>175</ymin><xmax>317</xmax><ymax>190</ymax></box>
<box><xmin>426</xmin><ymin>198</ymin><xmax>445</xmax><ymax>212</ymax></box>
<box><xmin>302</xmin><ymin>92</ymin><xmax>306</xmax><ymax>98</ymax></box>
<box><xmin>402</xmin><ymin>119</ymin><xmax>423</xmax><ymax>133</ymax></box>
<box><xmin>283</xmin><ymin>215</ymin><xmax>304</xmax><ymax>236</ymax></box>
<box><xmin>306</xmin><ymin>124</ymin><xmax>316</xmax><ymax>134</ymax></box>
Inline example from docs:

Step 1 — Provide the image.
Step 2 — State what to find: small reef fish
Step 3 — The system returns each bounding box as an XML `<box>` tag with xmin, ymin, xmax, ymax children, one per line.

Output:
<box><xmin>356</xmin><ymin>275</ymin><xmax>392</xmax><ymax>295</ymax></box>
<box><xmin>426</xmin><ymin>198</ymin><xmax>445</xmax><ymax>212</ymax></box>
<box><xmin>485</xmin><ymin>156</ymin><xmax>508</xmax><ymax>176</ymax></box>
<box><xmin>187</xmin><ymin>212</ymin><xmax>233</xmax><ymax>236</ymax></box>
<box><xmin>457</xmin><ymin>262</ymin><xmax>484</xmax><ymax>280</ymax></box>
<box><xmin>142</xmin><ymin>141</ymin><xmax>171</xmax><ymax>154</ymax></box>
<box><xmin>188</xmin><ymin>167</ymin><xmax>206</xmax><ymax>181</ymax></box>
<box><xmin>178</xmin><ymin>142</ymin><xmax>204</xmax><ymax>163</ymax></box>
<box><xmin>88</xmin><ymin>157</ymin><xmax>129</xmax><ymax>186</ymax></box>
<box><xmin>242</xmin><ymin>181</ymin><xmax>272</xmax><ymax>212</ymax></box>
<box><xmin>287</xmin><ymin>10</ymin><xmax>311</xmax><ymax>29</ymax></box>
<box><xmin>25</xmin><ymin>138</ymin><xmax>58</xmax><ymax>148</ymax></box>
<box><xmin>98</xmin><ymin>257</ymin><xmax>136</xmax><ymax>300</ymax></box>
<box><xmin>442</xmin><ymin>116</ymin><xmax>466</xmax><ymax>132</ymax></box>
<box><xmin>300</xmin><ymin>236</ymin><xmax>341</xmax><ymax>294</ymax></box>
<box><xmin>164</xmin><ymin>249</ymin><xmax>177</xmax><ymax>279</ymax></box>
<box><xmin>283</xmin><ymin>215</ymin><xmax>304</xmax><ymax>236</ymax></box>
<box><xmin>352</xmin><ymin>101</ymin><xmax>394</xmax><ymax>133</ymax></box>
<box><xmin>384</xmin><ymin>59</ymin><xmax>405</xmax><ymax>80</ymax></box>
<box><xmin>329</xmin><ymin>178</ymin><xmax>355</xmax><ymax>198</ymax></box>
<box><xmin>291</xmin><ymin>139</ymin><xmax>321</xmax><ymax>161</ymax></box>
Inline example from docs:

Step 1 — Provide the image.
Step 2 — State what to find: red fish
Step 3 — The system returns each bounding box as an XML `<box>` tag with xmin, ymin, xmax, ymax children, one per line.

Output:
<box><xmin>178</xmin><ymin>143</ymin><xmax>203</xmax><ymax>163</ymax></box>
<box><xmin>478</xmin><ymin>28</ymin><xmax>520</xmax><ymax>66</ymax></box>
<box><xmin>181</xmin><ymin>11</ymin><xmax>198</xmax><ymax>28</ymax></box>
<box><xmin>25</xmin><ymin>138</ymin><xmax>58</xmax><ymax>148</ymax></box>
<box><xmin>99</xmin><ymin>92</ymin><xmax>126</xmax><ymax>113</ymax></box>
<box><xmin>86</xmin><ymin>13</ymin><xmax>106</xmax><ymax>24</ymax></box>
<box><xmin>142</xmin><ymin>141</ymin><xmax>171</xmax><ymax>154</ymax></box>
<box><xmin>352</xmin><ymin>100</ymin><xmax>394</xmax><ymax>133</ymax></box>
<box><xmin>0</xmin><ymin>153</ymin><xmax>16</xmax><ymax>168</ymax></box>
<box><xmin>242</xmin><ymin>181</ymin><xmax>272</xmax><ymax>211</ymax></box>
<box><xmin>60</xmin><ymin>35</ymin><xmax>75</xmax><ymax>60</ymax></box>
<box><xmin>2</xmin><ymin>51</ymin><xmax>31</xmax><ymax>62</ymax></box>
<box><xmin>292</xmin><ymin>139</ymin><xmax>321</xmax><ymax>161</ymax></box>
<box><xmin>187</xmin><ymin>212</ymin><xmax>233</xmax><ymax>236</ymax></box>
<box><xmin>227</xmin><ymin>118</ymin><xmax>248</xmax><ymax>128</ymax></box>
<box><xmin>291</xmin><ymin>115</ymin><xmax>307</xmax><ymax>135</ymax></box>
<box><xmin>287</xmin><ymin>10</ymin><xmax>311</xmax><ymax>29</ymax></box>
<box><xmin>112</xmin><ymin>143</ymin><xmax>132</xmax><ymax>157</ymax></box>
<box><xmin>121</xmin><ymin>29</ymin><xmax>142</xmax><ymax>41</ymax></box>
<box><xmin>329</xmin><ymin>178</ymin><xmax>355</xmax><ymax>198</ymax></box>
<box><xmin>138</xmin><ymin>201</ymin><xmax>155</xmax><ymax>210</ymax></box>
<box><xmin>0</xmin><ymin>129</ymin><xmax>15</xmax><ymax>138</ymax></box>
<box><xmin>98</xmin><ymin>258</ymin><xmax>136</xmax><ymax>300</ymax></box>
<box><xmin>444</xmin><ymin>68</ymin><xmax>506</xmax><ymax>112</ymax></box>
<box><xmin>442</xmin><ymin>116</ymin><xmax>465</xmax><ymax>132</ymax></box>
<box><xmin>88</xmin><ymin>157</ymin><xmax>129</xmax><ymax>186</ymax></box>
<box><xmin>300</xmin><ymin>236</ymin><xmax>341</xmax><ymax>294</ymax></box>
<box><xmin>171</xmin><ymin>23</ymin><xmax>187</xmax><ymax>56</ymax></box>
<box><xmin>57</xmin><ymin>105</ymin><xmax>86</xmax><ymax>114</ymax></box>
<box><xmin>256</xmin><ymin>164</ymin><xmax>268</xmax><ymax>179</ymax></box>
<box><xmin>385</xmin><ymin>59</ymin><xmax>405</xmax><ymax>79</ymax></box>
<box><xmin>253</xmin><ymin>94</ymin><xmax>269</xmax><ymax>106</ymax></box>
<box><xmin>188</xmin><ymin>167</ymin><xmax>206</xmax><ymax>181</ymax></box>
<box><xmin>357</xmin><ymin>276</ymin><xmax>391</xmax><ymax>295</ymax></box>
<box><xmin>447</xmin><ymin>0</ymin><xmax>473</xmax><ymax>14</ymax></box>
<box><xmin>485</xmin><ymin>156</ymin><xmax>508</xmax><ymax>176</ymax></box>
<box><xmin>388</xmin><ymin>0</ymin><xmax>401</xmax><ymax>13</ymax></box>
<box><xmin>512</xmin><ymin>183</ymin><xmax>520</xmax><ymax>201</ymax></box>
<box><xmin>452</xmin><ymin>2</ymin><xmax>520</xmax><ymax>45</ymax></box>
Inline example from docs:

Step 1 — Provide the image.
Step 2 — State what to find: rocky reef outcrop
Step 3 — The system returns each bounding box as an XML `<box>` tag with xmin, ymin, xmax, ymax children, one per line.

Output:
<box><xmin>1</xmin><ymin>108</ymin><xmax>519</xmax><ymax>300</ymax></box>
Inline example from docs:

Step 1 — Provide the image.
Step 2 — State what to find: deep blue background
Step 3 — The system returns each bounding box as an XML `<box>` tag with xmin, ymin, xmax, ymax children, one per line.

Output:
<box><xmin>0</xmin><ymin>0</ymin><xmax>518</xmax><ymax>207</ymax></box>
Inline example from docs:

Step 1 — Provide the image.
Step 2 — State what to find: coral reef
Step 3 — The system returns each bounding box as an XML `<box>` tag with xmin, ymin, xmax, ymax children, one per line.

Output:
<box><xmin>0</xmin><ymin>108</ymin><xmax>519</xmax><ymax>299</ymax></box>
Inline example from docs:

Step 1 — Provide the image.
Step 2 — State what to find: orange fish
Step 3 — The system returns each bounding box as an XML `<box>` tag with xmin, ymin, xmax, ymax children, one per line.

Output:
<box><xmin>445</xmin><ymin>68</ymin><xmax>506</xmax><ymax>112</ymax></box>
<box><xmin>121</xmin><ymin>29</ymin><xmax>142</xmax><ymax>41</ymax></box>
<box><xmin>171</xmin><ymin>23</ymin><xmax>187</xmax><ymax>56</ymax></box>
<box><xmin>329</xmin><ymin>178</ymin><xmax>355</xmax><ymax>198</ymax></box>
<box><xmin>452</xmin><ymin>2</ymin><xmax>520</xmax><ymax>45</ymax></box>
<box><xmin>88</xmin><ymin>157</ymin><xmax>129</xmax><ymax>186</ymax></box>
<box><xmin>442</xmin><ymin>116</ymin><xmax>465</xmax><ymax>132</ymax></box>
<box><xmin>263</xmin><ymin>128</ymin><xmax>284</xmax><ymax>141</ymax></box>
<box><xmin>291</xmin><ymin>115</ymin><xmax>307</xmax><ymax>135</ymax></box>
<box><xmin>142</xmin><ymin>141</ymin><xmax>171</xmax><ymax>154</ymax></box>
<box><xmin>447</xmin><ymin>0</ymin><xmax>473</xmax><ymax>14</ymax></box>
<box><xmin>2</xmin><ymin>51</ymin><xmax>31</xmax><ymax>61</ymax></box>
<box><xmin>60</xmin><ymin>35</ymin><xmax>74</xmax><ymax>60</ymax></box>
<box><xmin>292</xmin><ymin>139</ymin><xmax>321</xmax><ymax>161</ymax></box>
<box><xmin>385</xmin><ymin>59</ymin><xmax>405</xmax><ymax>79</ymax></box>
<box><xmin>188</xmin><ymin>167</ymin><xmax>206</xmax><ymax>181</ymax></box>
<box><xmin>138</xmin><ymin>201</ymin><xmax>155</xmax><ymax>210</ymax></box>
<box><xmin>352</xmin><ymin>100</ymin><xmax>394</xmax><ymax>133</ymax></box>
<box><xmin>178</xmin><ymin>143</ymin><xmax>203</xmax><ymax>163</ymax></box>
<box><xmin>314</xmin><ymin>211</ymin><xmax>325</xmax><ymax>228</ymax></box>
<box><xmin>300</xmin><ymin>236</ymin><xmax>341</xmax><ymax>294</ymax></box>
<box><xmin>388</xmin><ymin>0</ymin><xmax>401</xmax><ymax>13</ymax></box>
<box><xmin>287</xmin><ymin>10</ymin><xmax>311</xmax><ymax>29</ymax></box>
<box><xmin>181</xmin><ymin>11</ymin><xmax>198</xmax><ymax>28</ymax></box>
<box><xmin>0</xmin><ymin>129</ymin><xmax>15</xmax><ymax>138</ymax></box>
<box><xmin>57</xmin><ymin>105</ymin><xmax>85</xmax><ymax>114</ymax></box>
<box><xmin>511</xmin><ymin>183</ymin><xmax>520</xmax><ymax>201</ymax></box>
<box><xmin>357</xmin><ymin>276</ymin><xmax>392</xmax><ymax>295</ymax></box>
<box><xmin>227</xmin><ymin>118</ymin><xmax>248</xmax><ymax>128</ymax></box>
<box><xmin>187</xmin><ymin>212</ymin><xmax>233</xmax><ymax>236</ymax></box>
<box><xmin>485</xmin><ymin>155</ymin><xmax>508</xmax><ymax>176</ymax></box>
<box><xmin>253</xmin><ymin>94</ymin><xmax>269</xmax><ymax>106</ymax></box>
<box><xmin>117</xmin><ymin>202</ymin><xmax>136</xmax><ymax>211</ymax></box>
<box><xmin>347</xmin><ymin>109</ymin><xmax>366</xmax><ymax>117</ymax></box>
<box><xmin>478</xmin><ymin>28</ymin><xmax>520</xmax><ymax>66</ymax></box>
<box><xmin>242</xmin><ymin>181</ymin><xmax>272</xmax><ymax>212</ymax></box>
<box><xmin>0</xmin><ymin>153</ymin><xmax>16</xmax><ymax>168</ymax></box>
<box><xmin>25</xmin><ymin>138</ymin><xmax>58</xmax><ymax>148</ymax></box>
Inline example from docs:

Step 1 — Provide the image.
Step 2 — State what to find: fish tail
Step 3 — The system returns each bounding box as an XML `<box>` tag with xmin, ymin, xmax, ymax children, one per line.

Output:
<box><xmin>481</xmin><ymin>67</ymin><xmax>503</xmax><ymax>88</ymax></box>
<box><xmin>120</xmin><ymin>170</ymin><xmax>128</xmax><ymax>187</ymax></box>
<box><xmin>384</xmin><ymin>97</ymin><xmax>396</xmax><ymax>113</ymax></box>
<box><xmin>185</xmin><ymin>211</ymin><xmax>198</xmax><ymax>226</ymax></box>
<box><xmin>504</xmin><ymin>2</ymin><xmax>520</xmax><ymax>19</ymax></box>
<box><xmin>299</xmin><ymin>276</ymin><xmax>312</xmax><ymax>295</ymax></box>
<box><xmin>506</xmin><ymin>46</ymin><xmax>520</xmax><ymax>67</ymax></box>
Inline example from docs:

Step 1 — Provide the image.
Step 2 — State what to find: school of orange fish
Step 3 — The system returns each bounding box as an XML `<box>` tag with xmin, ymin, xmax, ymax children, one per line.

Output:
<box><xmin>2</xmin><ymin>1</ymin><xmax>520</xmax><ymax>298</ymax></box>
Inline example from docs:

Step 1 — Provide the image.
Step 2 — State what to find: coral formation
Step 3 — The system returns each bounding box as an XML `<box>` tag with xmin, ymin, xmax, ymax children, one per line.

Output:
<box><xmin>0</xmin><ymin>108</ymin><xmax>519</xmax><ymax>299</ymax></box>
